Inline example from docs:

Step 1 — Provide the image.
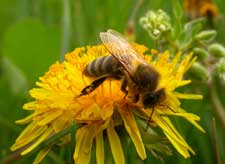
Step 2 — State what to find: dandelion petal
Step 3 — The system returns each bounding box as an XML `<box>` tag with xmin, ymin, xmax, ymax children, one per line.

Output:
<box><xmin>120</xmin><ymin>108</ymin><xmax>146</xmax><ymax>160</ymax></box>
<box><xmin>173</xmin><ymin>92</ymin><xmax>203</xmax><ymax>99</ymax></box>
<box><xmin>11</xmin><ymin>122</ymin><xmax>47</xmax><ymax>151</ymax></box>
<box><xmin>33</xmin><ymin>144</ymin><xmax>53</xmax><ymax>164</ymax></box>
<box><xmin>107</xmin><ymin>120</ymin><xmax>124</xmax><ymax>164</ymax></box>
<box><xmin>21</xmin><ymin>127</ymin><xmax>53</xmax><ymax>155</ymax></box>
<box><xmin>74</xmin><ymin>126</ymin><xmax>95</xmax><ymax>164</ymax></box>
<box><xmin>15</xmin><ymin>114</ymin><xmax>34</xmax><ymax>125</ymax></box>
<box><xmin>153</xmin><ymin>113</ymin><xmax>195</xmax><ymax>158</ymax></box>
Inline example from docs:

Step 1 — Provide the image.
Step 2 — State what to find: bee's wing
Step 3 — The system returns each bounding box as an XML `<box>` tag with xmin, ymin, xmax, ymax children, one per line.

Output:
<box><xmin>100</xmin><ymin>29</ymin><xmax>148</xmax><ymax>76</ymax></box>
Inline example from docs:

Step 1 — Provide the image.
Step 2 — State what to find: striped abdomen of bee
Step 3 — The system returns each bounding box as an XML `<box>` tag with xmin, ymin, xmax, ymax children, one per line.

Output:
<box><xmin>83</xmin><ymin>55</ymin><xmax>123</xmax><ymax>78</ymax></box>
<box><xmin>79</xmin><ymin>55</ymin><xmax>123</xmax><ymax>96</ymax></box>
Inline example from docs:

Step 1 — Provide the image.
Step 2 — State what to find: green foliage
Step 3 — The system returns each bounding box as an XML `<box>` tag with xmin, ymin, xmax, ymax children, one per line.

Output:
<box><xmin>2</xmin><ymin>19</ymin><xmax>60</xmax><ymax>84</ymax></box>
<box><xmin>2</xmin><ymin>56</ymin><xmax>28</xmax><ymax>95</ymax></box>
<box><xmin>209</xmin><ymin>43</ymin><xmax>225</xmax><ymax>58</ymax></box>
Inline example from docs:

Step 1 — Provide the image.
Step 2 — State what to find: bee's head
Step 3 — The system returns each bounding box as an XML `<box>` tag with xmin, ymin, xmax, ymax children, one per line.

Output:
<box><xmin>142</xmin><ymin>88</ymin><xmax>165</xmax><ymax>108</ymax></box>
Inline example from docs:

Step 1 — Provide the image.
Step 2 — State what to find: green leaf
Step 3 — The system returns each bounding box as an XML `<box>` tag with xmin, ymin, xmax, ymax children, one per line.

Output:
<box><xmin>208</xmin><ymin>43</ymin><xmax>225</xmax><ymax>58</ymax></box>
<box><xmin>0</xmin><ymin>0</ymin><xmax>17</xmax><ymax>45</ymax></box>
<box><xmin>2</xmin><ymin>56</ymin><xmax>28</xmax><ymax>94</ymax></box>
<box><xmin>2</xmin><ymin>18</ymin><xmax>60</xmax><ymax>85</ymax></box>
<box><xmin>183</xmin><ymin>18</ymin><xmax>206</xmax><ymax>33</ymax></box>
<box><xmin>171</xmin><ymin>0</ymin><xmax>183</xmax><ymax>37</ymax></box>
<box><xmin>195</xmin><ymin>30</ymin><xmax>217</xmax><ymax>43</ymax></box>
<box><xmin>179</xmin><ymin>18</ymin><xmax>206</xmax><ymax>50</ymax></box>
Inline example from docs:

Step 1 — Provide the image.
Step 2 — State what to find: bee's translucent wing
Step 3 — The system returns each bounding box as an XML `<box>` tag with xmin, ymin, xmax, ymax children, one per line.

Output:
<box><xmin>100</xmin><ymin>29</ymin><xmax>148</xmax><ymax>75</ymax></box>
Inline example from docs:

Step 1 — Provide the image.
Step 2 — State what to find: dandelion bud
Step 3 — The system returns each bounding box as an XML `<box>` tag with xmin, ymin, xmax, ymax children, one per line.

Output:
<box><xmin>194</xmin><ymin>30</ymin><xmax>217</xmax><ymax>43</ymax></box>
<box><xmin>139</xmin><ymin>9</ymin><xmax>172</xmax><ymax>39</ymax></box>
<box><xmin>188</xmin><ymin>62</ymin><xmax>209</xmax><ymax>81</ymax></box>
<box><xmin>208</xmin><ymin>43</ymin><xmax>225</xmax><ymax>58</ymax></box>
<box><xmin>214</xmin><ymin>57</ymin><xmax>225</xmax><ymax>83</ymax></box>
<box><xmin>193</xmin><ymin>48</ymin><xmax>209</xmax><ymax>61</ymax></box>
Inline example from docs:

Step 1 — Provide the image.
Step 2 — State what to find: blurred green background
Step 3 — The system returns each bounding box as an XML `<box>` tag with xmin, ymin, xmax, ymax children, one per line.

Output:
<box><xmin>0</xmin><ymin>0</ymin><xmax>225</xmax><ymax>163</ymax></box>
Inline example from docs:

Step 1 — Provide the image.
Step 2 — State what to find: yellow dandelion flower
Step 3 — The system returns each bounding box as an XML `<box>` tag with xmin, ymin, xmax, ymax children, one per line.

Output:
<box><xmin>11</xmin><ymin>43</ymin><xmax>204</xmax><ymax>164</ymax></box>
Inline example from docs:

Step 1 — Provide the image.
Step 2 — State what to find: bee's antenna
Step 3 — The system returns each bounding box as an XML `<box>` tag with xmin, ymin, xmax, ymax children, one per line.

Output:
<box><xmin>159</xmin><ymin>104</ymin><xmax>176</xmax><ymax>113</ymax></box>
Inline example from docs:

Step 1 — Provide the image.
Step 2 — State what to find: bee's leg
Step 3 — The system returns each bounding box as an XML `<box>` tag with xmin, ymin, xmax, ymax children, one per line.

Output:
<box><xmin>121</xmin><ymin>77</ymin><xmax>128</xmax><ymax>98</ymax></box>
<box><xmin>145</xmin><ymin>107</ymin><xmax>155</xmax><ymax>131</ymax></box>
<box><xmin>133</xmin><ymin>94</ymin><xmax>139</xmax><ymax>103</ymax></box>
<box><xmin>79</xmin><ymin>75</ymin><xmax>108</xmax><ymax>97</ymax></box>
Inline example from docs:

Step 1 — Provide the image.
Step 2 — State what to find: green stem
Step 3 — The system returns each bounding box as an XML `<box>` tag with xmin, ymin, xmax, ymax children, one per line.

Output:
<box><xmin>207</xmin><ymin>81</ymin><xmax>225</xmax><ymax>130</ymax></box>
<box><xmin>212</xmin><ymin>118</ymin><xmax>222</xmax><ymax>164</ymax></box>
<box><xmin>70</xmin><ymin>121</ymin><xmax>76</xmax><ymax>164</ymax></box>
<box><xmin>126</xmin><ymin>0</ymin><xmax>143</xmax><ymax>35</ymax></box>
<box><xmin>167</xmin><ymin>37</ymin><xmax>178</xmax><ymax>52</ymax></box>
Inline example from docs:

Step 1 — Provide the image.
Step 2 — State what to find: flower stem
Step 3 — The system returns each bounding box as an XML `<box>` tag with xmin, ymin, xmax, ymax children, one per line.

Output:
<box><xmin>0</xmin><ymin>147</ymin><xmax>23</xmax><ymax>164</ymax></box>
<box><xmin>207</xmin><ymin>80</ymin><xmax>225</xmax><ymax>130</ymax></box>
<box><xmin>126</xmin><ymin>0</ymin><xmax>143</xmax><ymax>36</ymax></box>
<box><xmin>70</xmin><ymin>121</ymin><xmax>76</xmax><ymax>163</ymax></box>
<box><xmin>212</xmin><ymin>118</ymin><xmax>222</xmax><ymax>164</ymax></box>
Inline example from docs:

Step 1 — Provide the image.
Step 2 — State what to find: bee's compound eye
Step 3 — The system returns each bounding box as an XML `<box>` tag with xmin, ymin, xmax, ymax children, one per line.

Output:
<box><xmin>143</xmin><ymin>93</ymin><xmax>157</xmax><ymax>108</ymax></box>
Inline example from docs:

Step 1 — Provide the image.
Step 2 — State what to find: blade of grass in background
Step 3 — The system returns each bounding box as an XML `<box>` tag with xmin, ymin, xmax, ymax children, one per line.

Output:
<box><xmin>60</xmin><ymin>0</ymin><xmax>71</xmax><ymax>61</ymax></box>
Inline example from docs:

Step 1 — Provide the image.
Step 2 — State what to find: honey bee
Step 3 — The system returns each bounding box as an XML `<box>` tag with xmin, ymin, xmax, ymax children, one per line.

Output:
<box><xmin>79</xmin><ymin>30</ymin><xmax>165</xmax><ymax>119</ymax></box>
